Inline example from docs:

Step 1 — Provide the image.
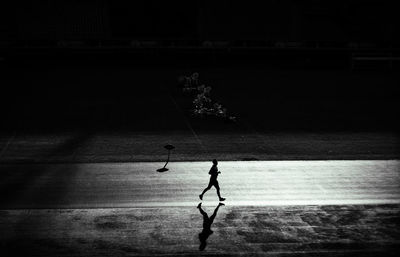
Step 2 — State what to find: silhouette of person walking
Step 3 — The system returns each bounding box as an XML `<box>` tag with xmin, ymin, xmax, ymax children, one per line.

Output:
<box><xmin>199</xmin><ymin>159</ymin><xmax>225</xmax><ymax>201</ymax></box>
<box><xmin>197</xmin><ymin>202</ymin><xmax>224</xmax><ymax>251</ymax></box>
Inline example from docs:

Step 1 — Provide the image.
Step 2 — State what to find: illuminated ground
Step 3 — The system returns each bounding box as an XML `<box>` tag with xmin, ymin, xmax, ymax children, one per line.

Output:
<box><xmin>1</xmin><ymin>161</ymin><xmax>399</xmax><ymax>256</ymax></box>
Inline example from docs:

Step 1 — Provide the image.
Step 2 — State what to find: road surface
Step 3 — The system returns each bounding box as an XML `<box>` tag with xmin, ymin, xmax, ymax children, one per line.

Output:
<box><xmin>1</xmin><ymin>160</ymin><xmax>399</xmax><ymax>256</ymax></box>
<box><xmin>1</xmin><ymin>160</ymin><xmax>399</xmax><ymax>208</ymax></box>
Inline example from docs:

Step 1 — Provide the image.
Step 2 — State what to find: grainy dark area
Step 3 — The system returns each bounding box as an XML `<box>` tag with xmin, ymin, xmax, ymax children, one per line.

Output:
<box><xmin>0</xmin><ymin>64</ymin><xmax>398</xmax><ymax>163</ymax></box>
<box><xmin>0</xmin><ymin>1</ymin><xmax>399</xmax><ymax>256</ymax></box>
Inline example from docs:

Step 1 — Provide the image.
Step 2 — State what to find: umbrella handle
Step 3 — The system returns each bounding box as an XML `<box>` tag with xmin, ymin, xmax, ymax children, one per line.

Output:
<box><xmin>163</xmin><ymin>150</ymin><xmax>170</xmax><ymax>168</ymax></box>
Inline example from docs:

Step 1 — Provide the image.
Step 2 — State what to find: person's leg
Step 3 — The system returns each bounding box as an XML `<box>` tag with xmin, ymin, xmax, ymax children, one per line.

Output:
<box><xmin>200</xmin><ymin>181</ymin><xmax>212</xmax><ymax>200</ymax></box>
<box><xmin>209</xmin><ymin>203</ymin><xmax>223</xmax><ymax>223</ymax></box>
<box><xmin>214</xmin><ymin>181</ymin><xmax>224</xmax><ymax>200</ymax></box>
<box><xmin>197</xmin><ymin>203</ymin><xmax>208</xmax><ymax>218</ymax></box>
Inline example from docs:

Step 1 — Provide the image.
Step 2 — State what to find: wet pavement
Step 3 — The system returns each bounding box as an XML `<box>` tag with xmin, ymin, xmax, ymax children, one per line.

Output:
<box><xmin>0</xmin><ymin>160</ymin><xmax>399</xmax><ymax>256</ymax></box>
<box><xmin>1</xmin><ymin>205</ymin><xmax>399</xmax><ymax>256</ymax></box>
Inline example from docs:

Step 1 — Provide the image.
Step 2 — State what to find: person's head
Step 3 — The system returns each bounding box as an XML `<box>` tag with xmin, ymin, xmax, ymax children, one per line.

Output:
<box><xmin>199</xmin><ymin>233</ymin><xmax>207</xmax><ymax>251</ymax></box>
<box><xmin>212</xmin><ymin>159</ymin><xmax>218</xmax><ymax>165</ymax></box>
<box><xmin>199</xmin><ymin>231</ymin><xmax>212</xmax><ymax>251</ymax></box>
<box><xmin>199</xmin><ymin>241</ymin><xmax>207</xmax><ymax>251</ymax></box>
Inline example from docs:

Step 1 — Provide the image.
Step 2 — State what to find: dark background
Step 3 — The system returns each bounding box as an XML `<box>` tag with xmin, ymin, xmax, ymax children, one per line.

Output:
<box><xmin>0</xmin><ymin>0</ymin><xmax>398</xmax><ymax>132</ymax></box>
<box><xmin>0</xmin><ymin>1</ymin><xmax>397</xmax><ymax>42</ymax></box>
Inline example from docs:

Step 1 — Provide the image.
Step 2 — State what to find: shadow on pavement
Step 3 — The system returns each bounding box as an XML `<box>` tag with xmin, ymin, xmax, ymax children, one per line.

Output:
<box><xmin>0</xmin><ymin>131</ymin><xmax>93</xmax><ymax>208</ymax></box>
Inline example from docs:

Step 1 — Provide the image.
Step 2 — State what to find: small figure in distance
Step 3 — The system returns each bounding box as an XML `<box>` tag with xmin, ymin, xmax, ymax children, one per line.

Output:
<box><xmin>197</xmin><ymin>202</ymin><xmax>224</xmax><ymax>251</ymax></box>
<box><xmin>199</xmin><ymin>159</ymin><xmax>225</xmax><ymax>201</ymax></box>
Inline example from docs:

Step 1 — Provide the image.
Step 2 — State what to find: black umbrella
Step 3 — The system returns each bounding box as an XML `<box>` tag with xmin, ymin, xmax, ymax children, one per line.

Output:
<box><xmin>157</xmin><ymin>144</ymin><xmax>175</xmax><ymax>172</ymax></box>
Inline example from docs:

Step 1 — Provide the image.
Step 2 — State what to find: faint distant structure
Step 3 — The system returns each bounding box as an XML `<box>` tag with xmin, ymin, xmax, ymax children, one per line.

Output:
<box><xmin>157</xmin><ymin>144</ymin><xmax>175</xmax><ymax>172</ymax></box>
<box><xmin>16</xmin><ymin>0</ymin><xmax>110</xmax><ymax>40</ymax></box>
<box><xmin>179</xmin><ymin>72</ymin><xmax>200</xmax><ymax>91</ymax></box>
<box><xmin>178</xmin><ymin>72</ymin><xmax>236</xmax><ymax>122</ymax></box>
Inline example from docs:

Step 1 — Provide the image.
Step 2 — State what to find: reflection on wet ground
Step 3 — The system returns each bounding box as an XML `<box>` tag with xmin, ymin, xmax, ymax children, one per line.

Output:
<box><xmin>197</xmin><ymin>202</ymin><xmax>224</xmax><ymax>251</ymax></box>
<box><xmin>1</xmin><ymin>205</ymin><xmax>399</xmax><ymax>256</ymax></box>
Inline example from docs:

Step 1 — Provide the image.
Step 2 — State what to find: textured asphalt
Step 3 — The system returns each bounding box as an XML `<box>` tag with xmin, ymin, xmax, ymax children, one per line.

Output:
<box><xmin>1</xmin><ymin>160</ymin><xmax>400</xmax><ymax>256</ymax></box>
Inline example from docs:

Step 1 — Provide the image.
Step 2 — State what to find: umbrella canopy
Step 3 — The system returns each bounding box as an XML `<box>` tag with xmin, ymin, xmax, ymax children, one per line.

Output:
<box><xmin>164</xmin><ymin>144</ymin><xmax>175</xmax><ymax>151</ymax></box>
